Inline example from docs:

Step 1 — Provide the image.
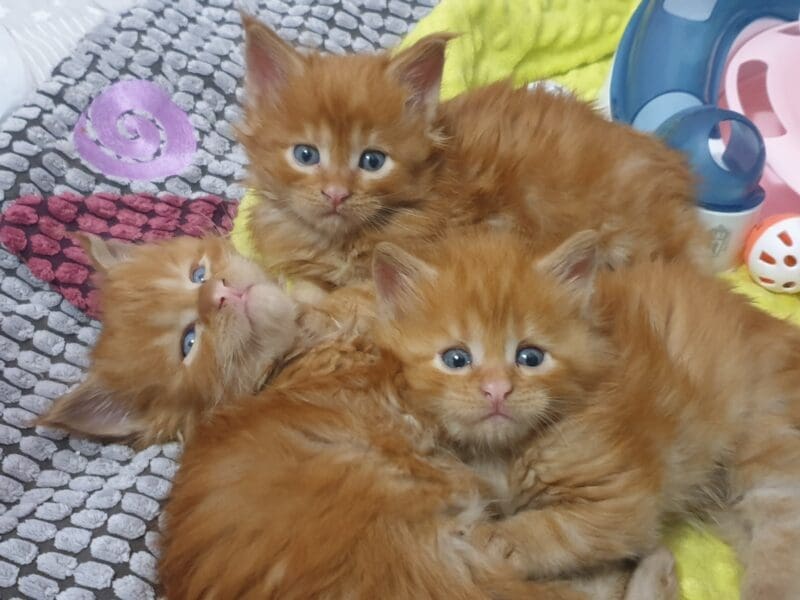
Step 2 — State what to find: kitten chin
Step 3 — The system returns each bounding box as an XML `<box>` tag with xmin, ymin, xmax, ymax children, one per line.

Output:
<box><xmin>244</xmin><ymin>281</ymin><xmax>299</xmax><ymax>336</ymax></box>
<box><xmin>441</xmin><ymin>413</ymin><xmax>533</xmax><ymax>451</ymax></box>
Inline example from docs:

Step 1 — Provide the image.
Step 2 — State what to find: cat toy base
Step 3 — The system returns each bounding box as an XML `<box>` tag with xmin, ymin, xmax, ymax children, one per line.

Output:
<box><xmin>698</xmin><ymin>204</ymin><xmax>763</xmax><ymax>273</ymax></box>
<box><xmin>743</xmin><ymin>214</ymin><xmax>800</xmax><ymax>294</ymax></box>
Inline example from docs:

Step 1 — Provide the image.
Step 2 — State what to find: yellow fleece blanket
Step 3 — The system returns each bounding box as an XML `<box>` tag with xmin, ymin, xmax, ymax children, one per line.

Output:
<box><xmin>232</xmin><ymin>2</ymin><xmax>800</xmax><ymax>598</ymax></box>
<box><xmin>398</xmin><ymin>0</ymin><xmax>638</xmax><ymax>102</ymax></box>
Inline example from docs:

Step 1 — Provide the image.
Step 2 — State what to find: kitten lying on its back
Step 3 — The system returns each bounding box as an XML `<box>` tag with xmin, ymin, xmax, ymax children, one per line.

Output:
<box><xmin>37</xmin><ymin>234</ymin><xmax>372</xmax><ymax>447</ymax></box>
<box><xmin>240</xmin><ymin>16</ymin><xmax>709</xmax><ymax>289</ymax></box>
<box><xmin>372</xmin><ymin>228</ymin><xmax>800</xmax><ymax>599</ymax></box>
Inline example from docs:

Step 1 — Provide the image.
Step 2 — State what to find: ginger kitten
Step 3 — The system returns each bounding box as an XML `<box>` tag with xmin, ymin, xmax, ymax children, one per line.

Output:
<box><xmin>240</xmin><ymin>17</ymin><xmax>709</xmax><ymax>289</ymax></box>
<box><xmin>159</xmin><ymin>284</ymin><xmax>675</xmax><ymax>600</ymax></box>
<box><xmin>36</xmin><ymin>234</ymin><xmax>354</xmax><ymax>447</ymax></box>
<box><xmin>372</xmin><ymin>228</ymin><xmax>800</xmax><ymax>599</ymax></box>
<box><xmin>158</xmin><ymin>331</ymin><xmax>550</xmax><ymax>599</ymax></box>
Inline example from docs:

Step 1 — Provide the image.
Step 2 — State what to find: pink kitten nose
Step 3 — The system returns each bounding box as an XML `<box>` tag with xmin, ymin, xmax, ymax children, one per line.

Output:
<box><xmin>482</xmin><ymin>379</ymin><xmax>512</xmax><ymax>407</ymax></box>
<box><xmin>199</xmin><ymin>279</ymin><xmax>251</xmax><ymax>320</ymax></box>
<box><xmin>322</xmin><ymin>185</ymin><xmax>351</xmax><ymax>209</ymax></box>
<box><xmin>214</xmin><ymin>280</ymin><xmax>247</xmax><ymax>309</ymax></box>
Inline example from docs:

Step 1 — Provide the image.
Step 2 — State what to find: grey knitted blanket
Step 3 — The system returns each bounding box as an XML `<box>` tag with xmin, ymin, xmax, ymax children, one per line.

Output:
<box><xmin>0</xmin><ymin>1</ymin><xmax>434</xmax><ymax>597</ymax></box>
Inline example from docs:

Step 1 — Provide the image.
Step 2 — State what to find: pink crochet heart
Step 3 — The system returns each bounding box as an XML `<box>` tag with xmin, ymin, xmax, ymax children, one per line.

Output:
<box><xmin>0</xmin><ymin>192</ymin><xmax>238</xmax><ymax>318</ymax></box>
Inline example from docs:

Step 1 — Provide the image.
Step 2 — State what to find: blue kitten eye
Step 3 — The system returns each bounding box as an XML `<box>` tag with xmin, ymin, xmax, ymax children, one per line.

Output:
<box><xmin>516</xmin><ymin>346</ymin><xmax>545</xmax><ymax>368</ymax></box>
<box><xmin>441</xmin><ymin>348</ymin><xmax>472</xmax><ymax>370</ymax></box>
<box><xmin>293</xmin><ymin>144</ymin><xmax>320</xmax><ymax>166</ymax></box>
<box><xmin>181</xmin><ymin>325</ymin><xmax>197</xmax><ymax>358</ymax></box>
<box><xmin>358</xmin><ymin>150</ymin><xmax>386</xmax><ymax>172</ymax></box>
<box><xmin>190</xmin><ymin>265</ymin><xmax>206</xmax><ymax>283</ymax></box>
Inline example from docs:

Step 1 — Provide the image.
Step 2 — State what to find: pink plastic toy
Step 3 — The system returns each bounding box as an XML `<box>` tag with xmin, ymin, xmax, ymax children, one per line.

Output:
<box><xmin>743</xmin><ymin>213</ymin><xmax>800</xmax><ymax>293</ymax></box>
<box><xmin>722</xmin><ymin>21</ymin><xmax>800</xmax><ymax>219</ymax></box>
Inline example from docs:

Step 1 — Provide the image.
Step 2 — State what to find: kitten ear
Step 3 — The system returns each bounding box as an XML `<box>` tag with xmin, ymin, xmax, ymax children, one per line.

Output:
<box><xmin>535</xmin><ymin>230</ymin><xmax>600</xmax><ymax>308</ymax></box>
<box><xmin>372</xmin><ymin>242</ymin><xmax>437</xmax><ymax>317</ymax></box>
<box><xmin>241</xmin><ymin>12</ymin><xmax>304</xmax><ymax>104</ymax></box>
<box><xmin>72</xmin><ymin>233</ymin><xmax>133</xmax><ymax>273</ymax></box>
<box><xmin>388</xmin><ymin>33</ymin><xmax>454</xmax><ymax>119</ymax></box>
<box><xmin>36</xmin><ymin>377</ymin><xmax>145</xmax><ymax>441</ymax></box>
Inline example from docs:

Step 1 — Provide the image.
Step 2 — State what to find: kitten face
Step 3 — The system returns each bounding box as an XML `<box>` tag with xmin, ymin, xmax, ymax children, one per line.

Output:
<box><xmin>38</xmin><ymin>235</ymin><xmax>299</xmax><ymax>446</ymax></box>
<box><xmin>252</xmin><ymin>93</ymin><xmax>425</xmax><ymax>238</ymax></box>
<box><xmin>241</xmin><ymin>18</ymin><xmax>447</xmax><ymax>242</ymax></box>
<box><xmin>373</xmin><ymin>230</ymin><xmax>609</xmax><ymax>450</ymax></box>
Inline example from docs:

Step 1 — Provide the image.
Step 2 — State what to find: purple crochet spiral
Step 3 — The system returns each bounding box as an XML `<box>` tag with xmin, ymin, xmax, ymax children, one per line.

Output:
<box><xmin>74</xmin><ymin>79</ymin><xmax>196</xmax><ymax>180</ymax></box>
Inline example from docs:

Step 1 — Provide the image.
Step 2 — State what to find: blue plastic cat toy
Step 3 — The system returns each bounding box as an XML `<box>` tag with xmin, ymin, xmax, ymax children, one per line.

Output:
<box><xmin>610</xmin><ymin>0</ymin><xmax>800</xmax><ymax>270</ymax></box>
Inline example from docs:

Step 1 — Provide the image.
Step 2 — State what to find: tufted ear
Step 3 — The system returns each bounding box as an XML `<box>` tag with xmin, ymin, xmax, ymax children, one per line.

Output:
<box><xmin>36</xmin><ymin>376</ymin><xmax>146</xmax><ymax>441</ymax></box>
<box><xmin>372</xmin><ymin>242</ymin><xmax>437</xmax><ymax>318</ymax></box>
<box><xmin>388</xmin><ymin>33</ymin><xmax>454</xmax><ymax>119</ymax></box>
<box><xmin>72</xmin><ymin>233</ymin><xmax>134</xmax><ymax>274</ymax></box>
<box><xmin>535</xmin><ymin>230</ymin><xmax>600</xmax><ymax>311</ymax></box>
<box><xmin>241</xmin><ymin>12</ymin><xmax>304</xmax><ymax>105</ymax></box>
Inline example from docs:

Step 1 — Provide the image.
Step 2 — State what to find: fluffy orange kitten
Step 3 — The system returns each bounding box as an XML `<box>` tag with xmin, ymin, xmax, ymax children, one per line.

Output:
<box><xmin>240</xmin><ymin>16</ymin><xmax>709</xmax><ymax>289</ymax></box>
<box><xmin>36</xmin><ymin>234</ymin><xmax>358</xmax><ymax>447</ymax></box>
<box><xmin>159</xmin><ymin>285</ymin><xmax>676</xmax><ymax>600</ymax></box>
<box><xmin>372</xmin><ymin>228</ymin><xmax>800</xmax><ymax>599</ymax></box>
